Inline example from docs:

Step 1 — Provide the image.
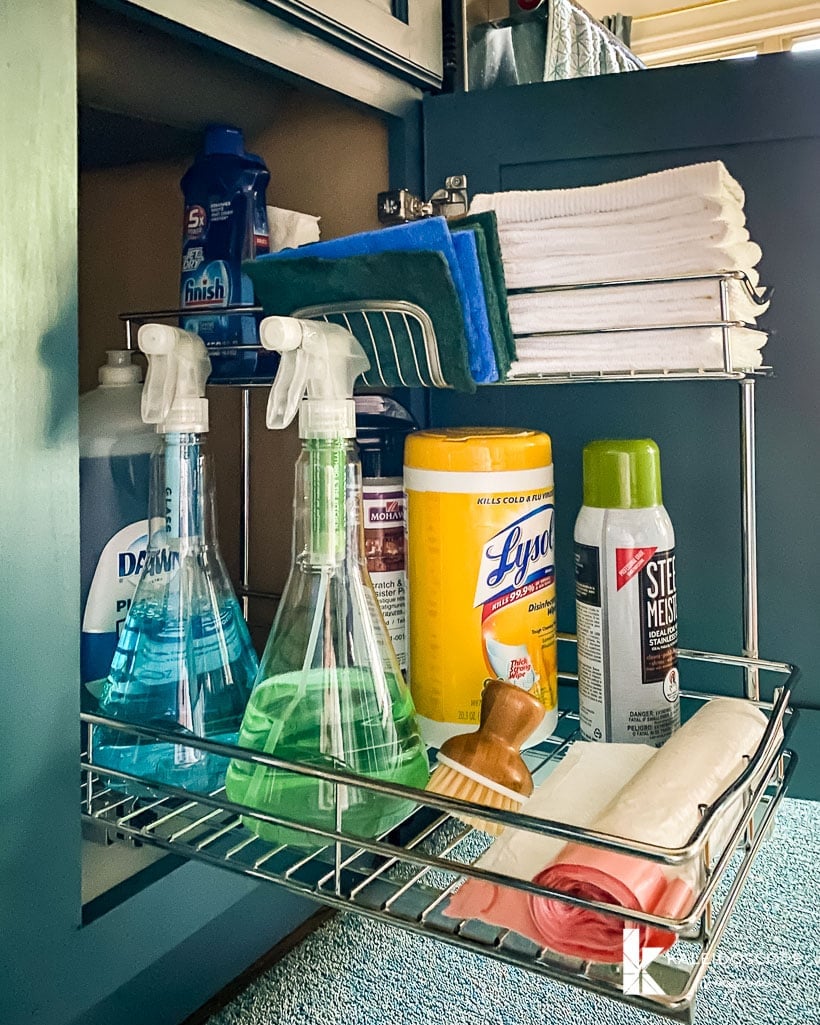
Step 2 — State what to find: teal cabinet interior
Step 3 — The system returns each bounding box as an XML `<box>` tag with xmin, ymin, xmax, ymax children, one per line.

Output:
<box><xmin>423</xmin><ymin>52</ymin><xmax>820</xmax><ymax>798</ymax></box>
<box><xmin>1</xmin><ymin>4</ymin><xmax>425</xmax><ymax>1025</ymax></box>
<box><xmin>2</xmin><ymin>3</ymin><xmax>817</xmax><ymax>1022</ymax></box>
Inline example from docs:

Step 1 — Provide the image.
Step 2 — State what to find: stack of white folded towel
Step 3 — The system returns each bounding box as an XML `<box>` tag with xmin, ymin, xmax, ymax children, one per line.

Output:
<box><xmin>470</xmin><ymin>162</ymin><xmax>769</xmax><ymax>376</ymax></box>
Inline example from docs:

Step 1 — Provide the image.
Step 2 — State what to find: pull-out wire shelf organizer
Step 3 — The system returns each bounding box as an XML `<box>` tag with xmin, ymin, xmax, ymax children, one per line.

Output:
<box><xmin>95</xmin><ymin>267</ymin><xmax>790</xmax><ymax>1022</ymax></box>
<box><xmin>81</xmin><ymin>645</ymin><xmax>797</xmax><ymax>1024</ymax></box>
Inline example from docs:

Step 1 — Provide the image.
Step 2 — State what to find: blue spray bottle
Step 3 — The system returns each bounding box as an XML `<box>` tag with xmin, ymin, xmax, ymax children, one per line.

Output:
<box><xmin>92</xmin><ymin>325</ymin><xmax>258</xmax><ymax>796</ymax></box>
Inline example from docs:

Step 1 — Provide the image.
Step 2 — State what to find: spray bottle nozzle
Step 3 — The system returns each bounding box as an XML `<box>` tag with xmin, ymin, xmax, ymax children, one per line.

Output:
<box><xmin>259</xmin><ymin>317</ymin><xmax>370</xmax><ymax>438</ymax></box>
<box><xmin>138</xmin><ymin>324</ymin><xmax>211</xmax><ymax>434</ymax></box>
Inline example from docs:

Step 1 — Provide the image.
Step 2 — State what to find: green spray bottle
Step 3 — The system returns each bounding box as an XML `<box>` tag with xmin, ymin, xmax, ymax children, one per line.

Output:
<box><xmin>225</xmin><ymin>317</ymin><xmax>430</xmax><ymax>848</ymax></box>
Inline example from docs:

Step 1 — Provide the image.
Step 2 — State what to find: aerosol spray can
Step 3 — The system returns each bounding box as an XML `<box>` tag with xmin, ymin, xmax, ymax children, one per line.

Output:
<box><xmin>574</xmin><ymin>439</ymin><xmax>679</xmax><ymax>746</ymax></box>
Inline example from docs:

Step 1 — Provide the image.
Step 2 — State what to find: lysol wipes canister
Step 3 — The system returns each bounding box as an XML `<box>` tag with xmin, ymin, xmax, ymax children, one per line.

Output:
<box><xmin>574</xmin><ymin>439</ymin><xmax>680</xmax><ymax>745</ymax></box>
<box><xmin>404</xmin><ymin>427</ymin><xmax>558</xmax><ymax>749</ymax></box>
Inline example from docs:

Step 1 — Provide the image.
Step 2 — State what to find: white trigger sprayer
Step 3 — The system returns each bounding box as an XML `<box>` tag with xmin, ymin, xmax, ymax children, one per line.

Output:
<box><xmin>138</xmin><ymin>324</ymin><xmax>212</xmax><ymax>540</ymax></box>
<box><xmin>138</xmin><ymin>324</ymin><xmax>211</xmax><ymax>434</ymax></box>
<box><xmin>261</xmin><ymin>316</ymin><xmax>370</xmax><ymax>440</ymax></box>
<box><xmin>260</xmin><ymin>316</ymin><xmax>370</xmax><ymax>564</ymax></box>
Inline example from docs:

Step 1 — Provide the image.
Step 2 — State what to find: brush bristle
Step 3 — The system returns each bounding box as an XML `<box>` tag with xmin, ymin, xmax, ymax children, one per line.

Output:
<box><xmin>426</xmin><ymin>764</ymin><xmax>521</xmax><ymax>836</ymax></box>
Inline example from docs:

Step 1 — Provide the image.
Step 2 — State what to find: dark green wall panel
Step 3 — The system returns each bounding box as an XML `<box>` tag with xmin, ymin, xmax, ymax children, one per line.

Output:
<box><xmin>423</xmin><ymin>53</ymin><xmax>820</xmax><ymax>796</ymax></box>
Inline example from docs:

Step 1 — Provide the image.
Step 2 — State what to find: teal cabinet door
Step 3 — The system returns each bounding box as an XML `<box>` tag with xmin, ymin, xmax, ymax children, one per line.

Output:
<box><xmin>1</xmin><ymin>5</ymin><xmax>312</xmax><ymax>1025</ymax></box>
<box><xmin>422</xmin><ymin>54</ymin><xmax>820</xmax><ymax>798</ymax></box>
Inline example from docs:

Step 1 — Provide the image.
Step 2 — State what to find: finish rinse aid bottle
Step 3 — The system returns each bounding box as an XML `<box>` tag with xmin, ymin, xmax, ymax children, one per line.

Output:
<box><xmin>574</xmin><ymin>439</ymin><xmax>680</xmax><ymax>746</ymax></box>
<box><xmin>225</xmin><ymin>317</ymin><xmax>430</xmax><ymax>849</ymax></box>
<box><xmin>179</xmin><ymin>124</ymin><xmax>270</xmax><ymax>381</ymax></box>
<box><xmin>93</xmin><ymin>325</ymin><xmax>258</xmax><ymax>795</ymax></box>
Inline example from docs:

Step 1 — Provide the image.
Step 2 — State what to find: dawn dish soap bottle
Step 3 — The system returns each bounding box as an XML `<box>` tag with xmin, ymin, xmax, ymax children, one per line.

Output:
<box><xmin>80</xmin><ymin>351</ymin><xmax>155</xmax><ymax>708</ymax></box>
<box><xmin>93</xmin><ymin>325</ymin><xmax>258</xmax><ymax>796</ymax></box>
<box><xmin>225</xmin><ymin>317</ymin><xmax>430</xmax><ymax>849</ymax></box>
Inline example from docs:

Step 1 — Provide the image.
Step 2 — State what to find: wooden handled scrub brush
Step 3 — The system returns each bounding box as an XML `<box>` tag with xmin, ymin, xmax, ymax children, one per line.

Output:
<box><xmin>426</xmin><ymin>679</ymin><xmax>546</xmax><ymax>836</ymax></box>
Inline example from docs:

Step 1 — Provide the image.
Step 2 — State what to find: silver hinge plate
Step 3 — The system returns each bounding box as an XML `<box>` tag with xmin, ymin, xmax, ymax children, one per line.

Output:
<box><xmin>377</xmin><ymin>175</ymin><xmax>469</xmax><ymax>225</ymax></box>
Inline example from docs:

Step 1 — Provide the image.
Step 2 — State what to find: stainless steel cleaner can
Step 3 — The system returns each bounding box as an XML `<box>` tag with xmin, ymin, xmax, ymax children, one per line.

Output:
<box><xmin>574</xmin><ymin>439</ymin><xmax>680</xmax><ymax>745</ymax></box>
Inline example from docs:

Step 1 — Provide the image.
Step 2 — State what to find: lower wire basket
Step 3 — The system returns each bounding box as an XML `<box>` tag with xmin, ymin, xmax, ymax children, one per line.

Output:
<box><xmin>81</xmin><ymin>648</ymin><xmax>797</xmax><ymax>1024</ymax></box>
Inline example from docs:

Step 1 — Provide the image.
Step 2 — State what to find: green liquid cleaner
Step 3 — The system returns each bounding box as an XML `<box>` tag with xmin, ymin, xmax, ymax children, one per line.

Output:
<box><xmin>225</xmin><ymin>668</ymin><xmax>430</xmax><ymax>848</ymax></box>
<box><xmin>227</xmin><ymin>317</ymin><xmax>431</xmax><ymax>852</ymax></box>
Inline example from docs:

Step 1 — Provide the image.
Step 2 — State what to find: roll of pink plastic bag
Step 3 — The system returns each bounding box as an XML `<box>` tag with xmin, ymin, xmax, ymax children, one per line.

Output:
<box><xmin>445</xmin><ymin>697</ymin><xmax>771</xmax><ymax>962</ymax></box>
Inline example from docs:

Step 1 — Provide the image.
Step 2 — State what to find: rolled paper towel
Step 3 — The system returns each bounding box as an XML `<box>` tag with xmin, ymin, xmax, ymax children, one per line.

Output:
<box><xmin>445</xmin><ymin>741</ymin><xmax>656</xmax><ymax>948</ymax></box>
<box><xmin>530</xmin><ymin>697</ymin><xmax>769</xmax><ymax>961</ymax></box>
<box><xmin>446</xmin><ymin>697</ymin><xmax>770</xmax><ymax>962</ymax></box>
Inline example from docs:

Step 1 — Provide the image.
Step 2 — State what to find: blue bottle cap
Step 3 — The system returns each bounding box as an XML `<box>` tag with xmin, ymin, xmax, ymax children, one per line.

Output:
<box><xmin>203</xmin><ymin>124</ymin><xmax>245</xmax><ymax>156</ymax></box>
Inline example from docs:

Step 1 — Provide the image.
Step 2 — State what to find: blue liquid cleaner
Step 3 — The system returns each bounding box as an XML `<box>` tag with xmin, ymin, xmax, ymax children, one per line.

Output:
<box><xmin>225</xmin><ymin>669</ymin><xmax>431</xmax><ymax>849</ymax></box>
<box><xmin>93</xmin><ymin>595</ymin><xmax>256</xmax><ymax>797</ymax></box>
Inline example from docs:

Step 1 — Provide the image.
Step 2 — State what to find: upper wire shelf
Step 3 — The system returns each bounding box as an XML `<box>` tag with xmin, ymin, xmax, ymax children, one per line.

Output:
<box><xmin>81</xmin><ymin>646</ymin><xmax>797</xmax><ymax>1024</ymax></box>
<box><xmin>118</xmin><ymin>271</ymin><xmax>770</xmax><ymax>388</ymax></box>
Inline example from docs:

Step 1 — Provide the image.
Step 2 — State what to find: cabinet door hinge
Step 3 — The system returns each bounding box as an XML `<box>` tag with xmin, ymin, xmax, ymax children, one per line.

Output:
<box><xmin>377</xmin><ymin>175</ymin><xmax>468</xmax><ymax>225</ymax></box>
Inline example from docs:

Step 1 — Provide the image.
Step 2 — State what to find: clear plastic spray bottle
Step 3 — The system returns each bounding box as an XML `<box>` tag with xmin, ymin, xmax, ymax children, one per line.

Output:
<box><xmin>93</xmin><ymin>325</ymin><xmax>258</xmax><ymax>796</ymax></box>
<box><xmin>225</xmin><ymin>317</ymin><xmax>430</xmax><ymax>848</ymax></box>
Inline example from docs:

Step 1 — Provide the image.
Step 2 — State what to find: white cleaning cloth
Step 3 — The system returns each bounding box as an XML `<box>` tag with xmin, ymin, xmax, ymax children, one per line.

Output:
<box><xmin>479</xmin><ymin>741</ymin><xmax>656</xmax><ymax>880</ymax></box>
<box><xmin>507</xmin><ymin>326</ymin><xmax>767</xmax><ymax>375</ymax></box>
<box><xmin>501</xmin><ymin>241</ymin><xmax>762</xmax><ymax>290</ymax></box>
<box><xmin>487</xmin><ymin>195</ymin><xmax>746</xmax><ymax>234</ymax></box>
<box><xmin>508</xmin><ymin>278</ymin><xmax>768</xmax><ymax>334</ymax></box>
<box><xmin>497</xmin><ymin>214</ymin><xmax>750</xmax><ymax>256</ymax></box>
<box><xmin>470</xmin><ymin>161</ymin><xmax>768</xmax><ymax>375</ymax></box>
<box><xmin>267</xmin><ymin>205</ymin><xmax>321</xmax><ymax>252</ymax></box>
<box><xmin>470</xmin><ymin>161</ymin><xmax>746</xmax><ymax>223</ymax></box>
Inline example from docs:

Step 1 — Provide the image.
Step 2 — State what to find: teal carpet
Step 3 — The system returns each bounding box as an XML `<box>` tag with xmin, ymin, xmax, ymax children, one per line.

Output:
<box><xmin>207</xmin><ymin>799</ymin><xmax>820</xmax><ymax>1025</ymax></box>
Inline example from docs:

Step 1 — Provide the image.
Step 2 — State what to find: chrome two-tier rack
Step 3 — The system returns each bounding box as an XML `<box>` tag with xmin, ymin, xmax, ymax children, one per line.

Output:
<box><xmin>82</xmin><ymin>270</ymin><xmax>794</xmax><ymax>1022</ymax></box>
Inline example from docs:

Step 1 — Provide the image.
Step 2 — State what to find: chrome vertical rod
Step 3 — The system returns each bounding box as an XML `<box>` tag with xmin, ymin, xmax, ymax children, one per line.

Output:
<box><xmin>240</xmin><ymin>388</ymin><xmax>251</xmax><ymax>620</ymax></box>
<box><xmin>719</xmin><ymin>275</ymin><xmax>733</xmax><ymax>373</ymax></box>
<box><xmin>85</xmin><ymin>723</ymin><xmax>95</xmax><ymax>814</ymax></box>
<box><xmin>334</xmin><ymin>783</ymin><xmax>343</xmax><ymax>897</ymax></box>
<box><xmin>740</xmin><ymin>378</ymin><xmax>760</xmax><ymax>699</ymax></box>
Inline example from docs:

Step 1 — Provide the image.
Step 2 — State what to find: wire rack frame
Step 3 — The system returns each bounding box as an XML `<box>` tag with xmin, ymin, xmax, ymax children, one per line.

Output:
<box><xmin>81</xmin><ymin>648</ymin><xmax>797</xmax><ymax>1024</ymax></box>
<box><xmin>104</xmin><ymin>275</ymin><xmax>783</xmax><ymax>1019</ymax></box>
<box><xmin>119</xmin><ymin>271</ymin><xmax>769</xmax><ymax>388</ymax></box>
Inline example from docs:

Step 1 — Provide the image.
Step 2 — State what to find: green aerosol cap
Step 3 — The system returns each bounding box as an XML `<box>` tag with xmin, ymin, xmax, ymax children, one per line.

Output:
<box><xmin>582</xmin><ymin>439</ymin><xmax>663</xmax><ymax>508</ymax></box>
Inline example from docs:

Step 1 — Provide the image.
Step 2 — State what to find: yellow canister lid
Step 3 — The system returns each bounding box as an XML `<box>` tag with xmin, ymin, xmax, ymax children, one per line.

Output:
<box><xmin>404</xmin><ymin>427</ymin><xmax>552</xmax><ymax>472</ymax></box>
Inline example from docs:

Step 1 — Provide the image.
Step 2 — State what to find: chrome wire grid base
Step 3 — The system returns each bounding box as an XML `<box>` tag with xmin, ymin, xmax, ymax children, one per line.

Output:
<box><xmin>81</xmin><ymin>651</ymin><xmax>797</xmax><ymax>1024</ymax></box>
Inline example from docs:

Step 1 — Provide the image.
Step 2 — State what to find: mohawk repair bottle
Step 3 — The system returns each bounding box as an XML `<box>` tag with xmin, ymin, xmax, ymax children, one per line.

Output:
<box><xmin>574</xmin><ymin>439</ymin><xmax>680</xmax><ymax>746</ymax></box>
